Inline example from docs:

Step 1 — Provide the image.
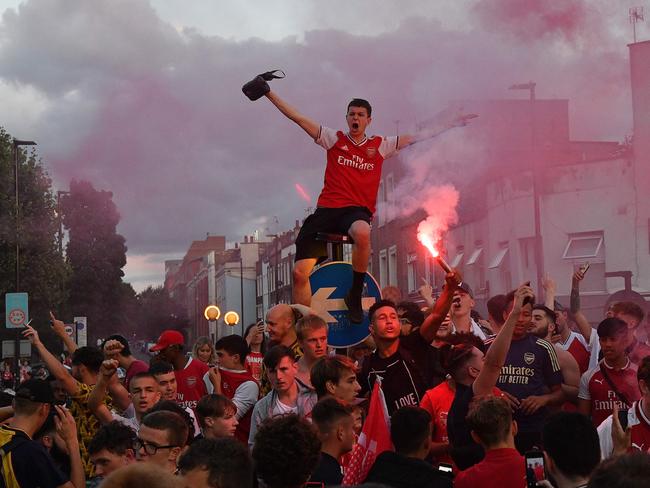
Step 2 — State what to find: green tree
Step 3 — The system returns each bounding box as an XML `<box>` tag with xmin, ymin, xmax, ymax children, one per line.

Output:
<box><xmin>60</xmin><ymin>179</ymin><xmax>128</xmax><ymax>343</ymax></box>
<box><xmin>136</xmin><ymin>286</ymin><xmax>188</xmax><ymax>341</ymax></box>
<box><xmin>0</xmin><ymin>128</ymin><xmax>69</xmax><ymax>350</ymax></box>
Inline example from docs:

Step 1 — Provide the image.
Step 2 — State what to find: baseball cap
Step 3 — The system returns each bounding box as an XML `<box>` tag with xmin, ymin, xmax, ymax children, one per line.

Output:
<box><xmin>15</xmin><ymin>379</ymin><xmax>55</xmax><ymax>404</ymax></box>
<box><xmin>149</xmin><ymin>330</ymin><xmax>185</xmax><ymax>352</ymax></box>
<box><xmin>445</xmin><ymin>281</ymin><xmax>474</xmax><ymax>298</ymax></box>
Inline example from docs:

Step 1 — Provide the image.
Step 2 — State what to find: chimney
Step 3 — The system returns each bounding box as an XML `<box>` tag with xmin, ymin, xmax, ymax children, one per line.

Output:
<box><xmin>244</xmin><ymin>235</ymin><xmax>249</xmax><ymax>243</ymax></box>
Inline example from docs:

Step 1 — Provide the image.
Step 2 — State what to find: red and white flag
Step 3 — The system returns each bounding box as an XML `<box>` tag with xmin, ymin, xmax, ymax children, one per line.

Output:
<box><xmin>342</xmin><ymin>378</ymin><xmax>393</xmax><ymax>485</ymax></box>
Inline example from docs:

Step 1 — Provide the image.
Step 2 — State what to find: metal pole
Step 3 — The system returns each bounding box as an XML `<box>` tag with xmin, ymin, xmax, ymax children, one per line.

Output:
<box><xmin>13</xmin><ymin>143</ymin><xmax>20</xmax><ymax>387</ymax></box>
<box><xmin>240</xmin><ymin>254</ymin><xmax>244</xmax><ymax>336</ymax></box>
<box><xmin>529</xmin><ymin>85</ymin><xmax>545</xmax><ymax>296</ymax></box>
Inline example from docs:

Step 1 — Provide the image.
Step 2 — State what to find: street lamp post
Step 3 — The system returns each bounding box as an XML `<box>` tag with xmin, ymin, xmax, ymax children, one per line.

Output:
<box><xmin>509</xmin><ymin>82</ymin><xmax>544</xmax><ymax>295</ymax></box>
<box><xmin>12</xmin><ymin>139</ymin><xmax>36</xmax><ymax>387</ymax></box>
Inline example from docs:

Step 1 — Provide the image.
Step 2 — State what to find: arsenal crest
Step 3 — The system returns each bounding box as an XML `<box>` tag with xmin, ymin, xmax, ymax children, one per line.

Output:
<box><xmin>366</xmin><ymin>147</ymin><xmax>377</xmax><ymax>157</ymax></box>
<box><xmin>524</xmin><ymin>352</ymin><xmax>535</xmax><ymax>365</ymax></box>
<box><xmin>186</xmin><ymin>376</ymin><xmax>197</xmax><ymax>387</ymax></box>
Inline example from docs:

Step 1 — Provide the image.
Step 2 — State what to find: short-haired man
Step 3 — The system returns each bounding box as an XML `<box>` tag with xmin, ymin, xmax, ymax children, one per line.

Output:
<box><xmin>609</xmin><ymin>301</ymin><xmax>650</xmax><ymax>366</ymax></box>
<box><xmin>529</xmin><ymin>304</ymin><xmax>581</xmax><ymax>405</ymax></box>
<box><xmin>135</xmin><ymin>410</ymin><xmax>189</xmax><ymax>473</ymax></box>
<box><xmin>178</xmin><ymin>437</ymin><xmax>253</xmax><ymax>488</ymax></box>
<box><xmin>264</xmin><ymin>304</ymin><xmax>303</xmax><ymax>358</ymax></box>
<box><xmin>454</xmin><ymin>396</ymin><xmax>525</xmax><ymax>488</ymax></box>
<box><xmin>88</xmin><ymin>421</ymin><xmax>137</xmax><ymax>480</ymax></box>
<box><xmin>311</xmin><ymin>355</ymin><xmax>361</xmax><ymax>403</ymax></box>
<box><xmin>450</xmin><ymin>282</ymin><xmax>490</xmax><ymax>340</ymax></box>
<box><xmin>295</xmin><ymin>314</ymin><xmax>328</xmax><ymax>388</ymax></box>
<box><xmin>195</xmin><ymin>394</ymin><xmax>239</xmax><ymax>439</ymax></box>
<box><xmin>588</xmin><ymin>452</ymin><xmax>650</xmax><ymax>488</ymax></box>
<box><xmin>597</xmin><ymin>355</ymin><xmax>650</xmax><ymax>457</ymax></box>
<box><xmin>542</xmin><ymin>412</ymin><xmax>601</xmax><ymax>488</ymax></box>
<box><xmin>360</xmin><ymin>272</ymin><xmax>458</xmax><ymax>415</ymax></box>
<box><xmin>0</xmin><ymin>379</ymin><xmax>84</xmax><ymax>488</ymax></box>
<box><xmin>101</xmin><ymin>334</ymin><xmax>149</xmax><ymax>391</ymax></box>
<box><xmin>251</xmin><ymin>414</ymin><xmax>321</xmax><ymax>488</ymax></box>
<box><xmin>496</xmin><ymin>288</ymin><xmax>564</xmax><ymax>452</ymax></box>
<box><xmin>248</xmin><ymin>346</ymin><xmax>317</xmax><ymax>448</ymax></box>
<box><xmin>89</xmin><ymin>363</ymin><xmax>161</xmax><ymax>431</ymax></box>
<box><xmin>211</xmin><ymin>335</ymin><xmax>259</xmax><ymax>443</ymax></box>
<box><xmin>24</xmin><ymin>324</ymin><xmax>129</xmax><ymax>477</ymax></box>
<box><xmin>578</xmin><ymin>318</ymin><xmax>641</xmax><ymax>427</ymax></box>
<box><xmin>365</xmin><ymin>406</ymin><xmax>452</xmax><ymax>488</ymax></box>
<box><xmin>309</xmin><ymin>398</ymin><xmax>355</xmax><ymax>486</ymax></box>
<box><xmin>259</xmin><ymin>87</ymin><xmax>474</xmax><ymax>321</ymax></box>
<box><xmin>149</xmin><ymin>330</ymin><xmax>213</xmax><ymax>410</ymax></box>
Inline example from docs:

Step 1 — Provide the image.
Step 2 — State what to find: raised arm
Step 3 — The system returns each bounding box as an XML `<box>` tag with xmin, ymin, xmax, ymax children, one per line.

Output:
<box><xmin>54</xmin><ymin>405</ymin><xmax>85</xmax><ymax>488</ymax></box>
<box><xmin>570</xmin><ymin>268</ymin><xmax>593</xmax><ymax>343</ymax></box>
<box><xmin>50</xmin><ymin>312</ymin><xmax>77</xmax><ymax>354</ymax></box>
<box><xmin>23</xmin><ymin>324</ymin><xmax>79</xmax><ymax>396</ymax></box>
<box><xmin>88</xmin><ymin>360</ymin><xmax>121</xmax><ymax>425</ymax></box>
<box><xmin>473</xmin><ymin>284</ymin><xmax>534</xmax><ymax>397</ymax></box>
<box><xmin>265</xmin><ymin>90</ymin><xmax>320</xmax><ymax>139</ymax></box>
<box><xmin>398</xmin><ymin>112</ymin><xmax>478</xmax><ymax>150</ymax></box>
<box><xmin>542</xmin><ymin>275</ymin><xmax>556</xmax><ymax>310</ymax></box>
<box><xmin>418</xmin><ymin>270</ymin><xmax>461</xmax><ymax>343</ymax></box>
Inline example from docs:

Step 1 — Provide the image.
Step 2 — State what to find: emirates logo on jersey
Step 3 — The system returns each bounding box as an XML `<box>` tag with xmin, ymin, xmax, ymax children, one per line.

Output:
<box><xmin>186</xmin><ymin>376</ymin><xmax>197</xmax><ymax>387</ymax></box>
<box><xmin>524</xmin><ymin>352</ymin><xmax>535</xmax><ymax>365</ymax></box>
<box><xmin>366</xmin><ymin>147</ymin><xmax>377</xmax><ymax>157</ymax></box>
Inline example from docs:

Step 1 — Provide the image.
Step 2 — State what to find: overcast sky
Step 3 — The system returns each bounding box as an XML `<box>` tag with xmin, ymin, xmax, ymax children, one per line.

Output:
<box><xmin>0</xmin><ymin>0</ymin><xmax>645</xmax><ymax>291</ymax></box>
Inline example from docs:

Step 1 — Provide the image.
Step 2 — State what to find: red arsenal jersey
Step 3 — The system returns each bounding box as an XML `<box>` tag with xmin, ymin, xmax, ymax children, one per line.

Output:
<box><xmin>219</xmin><ymin>367</ymin><xmax>259</xmax><ymax>444</ymax></box>
<box><xmin>559</xmin><ymin>332</ymin><xmax>590</xmax><ymax>374</ymax></box>
<box><xmin>598</xmin><ymin>400</ymin><xmax>650</xmax><ymax>456</ymax></box>
<box><xmin>578</xmin><ymin>359</ymin><xmax>640</xmax><ymax>427</ymax></box>
<box><xmin>315</xmin><ymin>127</ymin><xmax>398</xmax><ymax>214</ymax></box>
<box><xmin>175</xmin><ymin>357</ymin><xmax>209</xmax><ymax>410</ymax></box>
<box><xmin>245</xmin><ymin>351</ymin><xmax>264</xmax><ymax>383</ymax></box>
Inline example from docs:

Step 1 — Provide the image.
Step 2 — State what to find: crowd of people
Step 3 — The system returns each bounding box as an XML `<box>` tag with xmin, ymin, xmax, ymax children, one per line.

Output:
<box><xmin>2</xmin><ymin>267</ymin><xmax>650</xmax><ymax>488</ymax></box>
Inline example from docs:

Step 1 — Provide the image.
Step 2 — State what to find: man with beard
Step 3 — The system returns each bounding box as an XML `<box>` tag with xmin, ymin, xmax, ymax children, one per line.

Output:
<box><xmin>495</xmin><ymin>289</ymin><xmax>564</xmax><ymax>453</ymax></box>
<box><xmin>529</xmin><ymin>305</ymin><xmax>581</xmax><ymax>406</ymax></box>
<box><xmin>23</xmin><ymin>324</ymin><xmax>132</xmax><ymax>477</ymax></box>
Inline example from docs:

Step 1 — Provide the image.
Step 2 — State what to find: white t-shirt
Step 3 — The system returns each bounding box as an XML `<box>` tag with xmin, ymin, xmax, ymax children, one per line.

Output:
<box><xmin>272</xmin><ymin>398</ymin><xmax>298</xmax><ymax>416</ymax></box>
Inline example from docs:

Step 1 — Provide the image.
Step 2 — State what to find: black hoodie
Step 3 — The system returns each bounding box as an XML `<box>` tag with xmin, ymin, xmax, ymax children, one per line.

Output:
<box><xmin>364</xmin><ymin>451</ymin><xmax>452</xmax><ymax>488</ymax></box>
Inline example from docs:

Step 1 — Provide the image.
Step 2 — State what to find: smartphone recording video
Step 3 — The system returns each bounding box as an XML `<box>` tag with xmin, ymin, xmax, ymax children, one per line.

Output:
<box><xmin>525</xmin><ymin>450</ymin><xmax>545</xmax><ymax>488</ymax></box>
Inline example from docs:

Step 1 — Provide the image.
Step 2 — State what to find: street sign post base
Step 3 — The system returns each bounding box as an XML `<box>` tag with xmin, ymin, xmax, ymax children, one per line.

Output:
<box><xmin>309</xmin><ymin>261</ymin><xmax>381</xmax><ymax>348</ymax></box>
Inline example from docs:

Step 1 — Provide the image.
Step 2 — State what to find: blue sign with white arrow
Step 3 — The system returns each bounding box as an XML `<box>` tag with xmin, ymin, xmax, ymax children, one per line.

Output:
<box><xmin>309</xmin><ymin>261</ymin><xmax>381</xmax><ymax>348</ymax></box>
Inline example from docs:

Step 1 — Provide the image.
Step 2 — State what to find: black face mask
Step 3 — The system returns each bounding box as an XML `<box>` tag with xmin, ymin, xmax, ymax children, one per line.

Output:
<box><xmin>242</xmin><ymin>70</ymin><xmax>285</xmax><ymax>101</ymax></box>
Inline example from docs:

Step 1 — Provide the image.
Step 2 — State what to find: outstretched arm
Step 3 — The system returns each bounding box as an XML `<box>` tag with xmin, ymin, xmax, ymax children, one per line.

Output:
<box><xmin>23</xmin><ymin>324</ymin><xmax>79</xmax><ymax>396</ymax></box>
<box><xmin>473</xmin><ymin>283</ymin><xmax>534</xmax><ymax>397</ymax></box>
<box><xmin>50</xmin><ymin>312</ymin><xmax>77</xmax><ymax>354</ymax></box>
<box><xmin>265</xmin><ymin>90</ymin><xmax>320</xmax><ymax>139</ymax></box>
<box><xmin>418</xmin><ymin>270</ymin><xmax>461</xmax><ymax>343</ymax></box>
<box><xmin>397</xmin><ymin>112</ymin><xmax>478</xmax><ymax>150</ymax></box>
<box><xmin>570</xmin><ymin>269</ymin><xmax>593</xmax><ymax>343</ymax></box>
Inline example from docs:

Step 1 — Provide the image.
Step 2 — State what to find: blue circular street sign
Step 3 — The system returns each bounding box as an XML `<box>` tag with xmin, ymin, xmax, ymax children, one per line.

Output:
<box><xmin>309</xmin><ymin>261</ymin><xmax>381</xmax><ymax>348</ymax></box>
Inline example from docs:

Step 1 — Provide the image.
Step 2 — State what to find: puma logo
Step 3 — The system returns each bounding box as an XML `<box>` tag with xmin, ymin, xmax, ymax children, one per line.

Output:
<box><xmin>594</xmin><ymin>379</ymin><xmax>604</xmax><ymax>385</ymax></box>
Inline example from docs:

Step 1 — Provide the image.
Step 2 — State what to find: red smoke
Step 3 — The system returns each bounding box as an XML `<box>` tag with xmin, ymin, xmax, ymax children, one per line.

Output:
<box><xmin>294</xmin><ymin>183</ymin><xmax>312</xmax><ymax>203</ymax></box>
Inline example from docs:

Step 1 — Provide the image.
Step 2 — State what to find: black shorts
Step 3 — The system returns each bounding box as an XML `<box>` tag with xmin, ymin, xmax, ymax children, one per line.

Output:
<box><xmin>294</xmin><ymin>206</ymin><xmax>372</xmax><ymax>262</ymax></box>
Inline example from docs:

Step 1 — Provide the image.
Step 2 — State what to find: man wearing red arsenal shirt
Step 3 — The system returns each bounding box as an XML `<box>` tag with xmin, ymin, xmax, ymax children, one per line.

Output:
<box><xmin>211</xmin><ymin>335</ymin><xmax>259</xmax><ymax>444</ymax></box>
<box><xmin>150</xmin><ymin>330</ymin><xmax>215</xmax><ymax>410</ymax></box>
<box><xmin>262</xmin><ymin>89</ymin><xmax>475</xmax><ymax>322</ymax></box>
<box><xmin>598</xmin><ymin>356</ymin><xmax>650</xmax><ymax>457</ymax></box>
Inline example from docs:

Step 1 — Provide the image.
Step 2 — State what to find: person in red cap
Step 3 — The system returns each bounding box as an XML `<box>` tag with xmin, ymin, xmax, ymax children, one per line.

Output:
<box><xmin>150</xmin><ymin>330</ymin><xmax>216</xmax><ymax>410</ymax></box>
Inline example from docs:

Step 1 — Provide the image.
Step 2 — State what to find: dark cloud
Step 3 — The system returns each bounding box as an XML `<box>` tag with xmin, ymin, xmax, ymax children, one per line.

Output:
<box><xmin>0</xmin><ymin>0</ymin><xmax>632</xmax><ymax>263</ymax></box>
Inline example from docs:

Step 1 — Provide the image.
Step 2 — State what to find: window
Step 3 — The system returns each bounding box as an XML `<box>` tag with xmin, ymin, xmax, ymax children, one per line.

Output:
<box><xmin>343</xmin><ymin>244</ymin><xmax>352</xmax><ymax>263</ymax></box>
<box><xmin>388</xmin><ymin>246</ymin><xmax>398</xmax><ymax>286</ymax></box>
<box><xmin>488</xmin><ymin>247</ymin><xmax>509</xmax><ymax>269</ymax></box>
<box><xmin>563</xmin><ymin>232</ymin><xmax>606</xmax><ymax>292</ymax></box>
<box><xmin>466</xmin><ymin>248</ymin><xmax>483</xmax><ymax>265</ymax></box>
<box><xmin>379</xmin><ymin>249</ymin><xmax>388</xmax><ymax>288</ymax></box>
<box><xmin>562</xmin><ymin>233</ymin><xmax>603</xmax><ymax>259</ymax></box>
<box><xmin>377</xmin><ymin>179</ymin><xmax>386</xmax><ymax>227</ymax></box>
<box><xmin>450</xmin><ymin>251</ymin><xmax>464</xmax><ymax>268</ymax></box>
<box><xmin>385</xmin><ymin>173</ymin><xmax>395</xmax><ymax>222</ymax></box>
<box><xmin>407</xmin><ymin>253</ymin><xmax>418</xmax><ymax>292</ymax></box>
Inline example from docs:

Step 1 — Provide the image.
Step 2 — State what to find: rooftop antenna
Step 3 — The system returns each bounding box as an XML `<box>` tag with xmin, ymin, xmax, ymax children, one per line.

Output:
<box><xmin>630</xmin><ymin>6</ymin><xmax>644</xmax><ymax>43</ymax></box>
